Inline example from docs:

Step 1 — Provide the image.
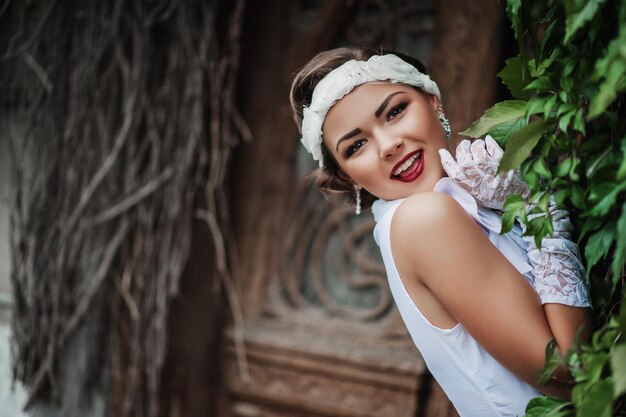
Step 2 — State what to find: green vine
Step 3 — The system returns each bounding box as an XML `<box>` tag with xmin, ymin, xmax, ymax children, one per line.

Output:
<box><xmin>461</xmin><ymin>0</ymin><xmax>626</xmax><ymax>415</ymax></box>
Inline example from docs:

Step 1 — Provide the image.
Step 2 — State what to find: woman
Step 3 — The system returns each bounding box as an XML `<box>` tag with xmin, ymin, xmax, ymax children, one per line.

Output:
<box><xmin>289</xmin><ymin>47</ymin><xmax>593</xmax><ymax>417</ymax></box>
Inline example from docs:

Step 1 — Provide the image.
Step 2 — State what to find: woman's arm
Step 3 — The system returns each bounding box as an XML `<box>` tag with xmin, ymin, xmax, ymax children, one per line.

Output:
<box><xmin>439</xmin><ymin>137</ymin><xmax>593</xmax><ymax>355</ymax></box>
<box><xmin>390</xmin><ymin>191</ymin><xmax>574</xmax><ymax>397</ymax></box>
<box><xmin>521</xmin><ymin>215</ymin><xmax>594</xmax><ymax>352</ymax></box>
<box><xmin>544</xmin><ymin>304</ymin><xmax>593</xmax><ymax>352</ymax></box>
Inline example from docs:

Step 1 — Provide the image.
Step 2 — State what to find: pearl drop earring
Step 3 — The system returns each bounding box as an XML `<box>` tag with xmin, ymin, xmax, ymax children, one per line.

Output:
<box><xmin>354</xmin><ymin>185</ymin><xmax>361</xmax><ymax>215</ymax></box>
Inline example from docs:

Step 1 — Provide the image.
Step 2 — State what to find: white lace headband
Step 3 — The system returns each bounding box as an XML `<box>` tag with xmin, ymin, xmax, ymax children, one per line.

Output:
<box><xmin>300</xmin><ymin>54</ymin><xmax>441</xmax><ymax>167</ymax></box>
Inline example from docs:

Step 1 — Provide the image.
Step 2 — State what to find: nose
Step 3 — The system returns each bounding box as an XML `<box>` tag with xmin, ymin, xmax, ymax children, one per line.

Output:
<box><xmin>379</xmin><ymin>133</ymin><xmax>404</xmax><ymax>159</ymax></box>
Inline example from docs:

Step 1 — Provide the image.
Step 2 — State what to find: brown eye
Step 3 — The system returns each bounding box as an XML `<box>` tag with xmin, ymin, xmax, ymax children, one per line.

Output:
<box><xmin>344</xmin><ymin>138</ymin><xmax>367</xmax><ymax>158</ymax></box>
<box><xmin>386</xmin><ymin>102</ymin><xmax>408</xmax><ymax>121</ymax></box>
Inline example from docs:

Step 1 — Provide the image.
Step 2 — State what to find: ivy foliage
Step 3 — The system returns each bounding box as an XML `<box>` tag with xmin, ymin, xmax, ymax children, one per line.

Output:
<box><xmin>461</xmin><ymin>0</ymin><xmax>626</xmax><ymax>415</ymax></box>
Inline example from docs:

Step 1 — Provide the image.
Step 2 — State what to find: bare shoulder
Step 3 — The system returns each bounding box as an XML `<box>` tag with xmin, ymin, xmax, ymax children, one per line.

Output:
<box><xmin>390</xmin><ymin>191</ymin><xmax>472</xmax><ymax>278</ymax></box>
<box><xmin>391</xmin><ymin>191</ymin><xmax>470</xmax><ymax>242</ymax></box>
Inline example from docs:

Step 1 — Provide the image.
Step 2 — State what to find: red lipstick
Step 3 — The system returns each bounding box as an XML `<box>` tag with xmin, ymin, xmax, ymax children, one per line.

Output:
<box><xmin>391</xmin><ymin>149</ymin><xmax>424</xmax><ymax>183</ymax></box>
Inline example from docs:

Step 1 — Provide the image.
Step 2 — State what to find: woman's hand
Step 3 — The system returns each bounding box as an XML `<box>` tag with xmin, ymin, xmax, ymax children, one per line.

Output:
<box><xmin>438</xmin><ymin>136</ymin><xmax>529</xmax><ymax>210</ymax></box>
<box><xmin>521</xmin><ymin>207</ymin><xmax>592</xmax><ymax>309</ymax></box>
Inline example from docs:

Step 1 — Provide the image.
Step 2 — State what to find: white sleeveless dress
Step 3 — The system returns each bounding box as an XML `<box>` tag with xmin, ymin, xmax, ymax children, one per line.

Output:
<box><xmin>371</xmin><ymin>177</ymin><xmax>541</xmax><ymax>417</ymax></box>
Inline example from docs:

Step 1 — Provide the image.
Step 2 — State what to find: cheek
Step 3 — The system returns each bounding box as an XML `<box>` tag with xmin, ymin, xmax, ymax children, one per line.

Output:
<box><xmin>421</xmin><ymin>116</ymin><xmax>446</xmax><ymax>147</ymax></box>
<box><xmin>342</xmin><ymin>154</ymin><xmax>381</xmax><ymax>184</ymax></box>
<box><xmin>400</xmin><ymin>110</ymin><xmax>438</xmax><ymax>136</ymax></box>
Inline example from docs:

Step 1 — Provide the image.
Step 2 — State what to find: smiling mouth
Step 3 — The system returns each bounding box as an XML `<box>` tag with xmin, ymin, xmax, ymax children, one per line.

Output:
<box><xmin>391</xmin><ymin>150</ymin><xmax>424</xmax><ymax>182</ymax></box>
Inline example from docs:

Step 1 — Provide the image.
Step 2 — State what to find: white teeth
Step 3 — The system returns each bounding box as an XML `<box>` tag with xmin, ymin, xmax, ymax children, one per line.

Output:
<box><xmin>394</xmin><ymin>151</ymin><xmax>422</xmax><ymax>176</ymax></box>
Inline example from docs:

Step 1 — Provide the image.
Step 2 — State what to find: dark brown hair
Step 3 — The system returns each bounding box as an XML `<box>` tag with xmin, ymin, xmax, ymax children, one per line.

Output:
<box><xmin>289</xmin><ymin>47</ymin><xmax>429</xmax><ymax>209</ymax></box>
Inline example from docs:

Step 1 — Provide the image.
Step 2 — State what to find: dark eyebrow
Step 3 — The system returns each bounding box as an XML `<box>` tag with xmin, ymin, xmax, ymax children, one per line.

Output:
<box><xmin>374</xmin><ymin>91</ymin><xmax>404</xmax><ymax>118</ymax></box>
<box><xmin>335</xmin><ymin>128</ymin><xmax>362</xmax><ymax>151</ymax></box>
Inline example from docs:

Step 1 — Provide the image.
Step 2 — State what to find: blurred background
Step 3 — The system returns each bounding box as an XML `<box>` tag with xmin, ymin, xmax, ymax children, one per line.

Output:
<box><xmin>0</xmin><ymin>1</ymin><xmax>515</xmax><ymax>416</ymax></box>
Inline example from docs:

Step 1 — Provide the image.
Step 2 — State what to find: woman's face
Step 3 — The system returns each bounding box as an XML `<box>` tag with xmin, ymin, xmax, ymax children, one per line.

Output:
<box><xmin>322</xmin><ymin>82</ymin><xmax>448</xmax><ymax>201</ymax></box>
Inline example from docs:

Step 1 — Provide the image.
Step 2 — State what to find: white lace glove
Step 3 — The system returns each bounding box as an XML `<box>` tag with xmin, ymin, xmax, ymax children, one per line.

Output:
<box><xmin>438</xmin><ymin>136</ymin><xmax>591</xmax><ymax>307</ymax></box>
<box><xmin>438</xmin><ymin>135</ymin><xmax>530</xmax><ymax>210</ymax></box>
<box><xmin>521</xmin><ymin>203</ymin><xmax>592</xmax><ymax>307</ymax></box>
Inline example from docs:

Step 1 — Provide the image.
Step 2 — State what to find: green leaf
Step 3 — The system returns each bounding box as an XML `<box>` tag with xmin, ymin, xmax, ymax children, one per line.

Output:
<box><xmin>538</xmin><ymin>191</ymin><xmax>551</xmax><ymax>212</ymax></box>
<box><xmin>583</xmin><ymin>352</ymin><xmax>610</xmax><ymax>385</ymax></box>
<box><xmin>580</xmin><ymin>216</ymin><xmax>604</xmax><ymax>241</ymax></box>
<box><xmin>584</xmin><ymin>227</ymin><xmax>615</xmax><ymax>271</ymax></box>
<box><xmin>534</xmin><ymin>158</ymin><xmax>552</xmax><ymax>179</ymax></box>
<box><xmin>555</xmin><ymin>157</ymin><xmax>573</xmax><ymax>178</ymax></box>
<box><xmin>586</xmin><ymin>147</ymin><xmax>612</xmax><ymax>178</ymax></box>
<box><xmin>525</xmin><ymin>169</ymin><xmax>539</xmax><ymax>190</ymax></box>
<box><xmin>523</xmin><ymin>396</ymin><xmax>570</xmax><ymax>417</ymax></box>
<box><xmin>540</xmin><ymin>14</ymin><xmax>561</xmax><ymax>59</ymax></box>
<box><xmin>525</xmin><ymin>213</ymin><xmax>554</xmax><ymax>248</ymax></box>
<box><xmin>558</xmin><ymin>109</ymin><xmax>576</xmax><ymax>133</ymax></box>
<box><xmin>612</xmin><ymin>202</ymin><xmax>626</xmax><ymax>281</ymax></box>
<box><xmin>572</xmin><ymin>109</ymin><xmax>585</xmax><ymax>133</ymax></box>
<box><xmin>538</xmin><ymin>338</ymin><xmax>561</xmax><ymax>386</ymax></box>
<box><xmin>498</xmin><ymin>56</ymin><xmax>531</xmax><ymax>98</ymax></box>
<box><xmin>561</xmin><ymin>57</ymin><xmax>578</xmax><ymax>79</ymax></box>
<box><xmin>619</xmin><ymin>301</ymin><xmax>626</xmax><ymax>341</ymax></box>
<box><xmin>556</xmin><ymin>103</ymin><xmax>576</xmax><ymax>116</ymax></box>
<box><xmin>487</xmin><ymin>115</ymin><xmax>529</xmax><ymax>144</ymax></box>
<box><xmin>572</xmin><ymin>383</ymin><xmax>584</xmax><ymax>408</ymax></box>
<box><xmin>498</xmin><ymin>118</ymin><xmax>552</xmax><ymax>172</ymax></box>
<box><xmin>501</xmin><ymin>194</ymin><xmax>527</xmax><ymax>234</ymax></box>
<box><xmin>589</xmin><ymin>30</ymin><xmax>626</xmax><ymax>118</ymax></box>
<box><xmin>576</xmin><ymin>379</ymin><xmax>613</xmax><ymax>417</ymax></box>
<box><xmin>543</xmin><ymin>95</ymin><xmax>558</xmax><ymax>116</ymax></box>
<box><xmin>528</xmin><ymin>58</ymin><xmax>541</xmax><ymax>78</ymax></box>
<box><xmin>506</xmin><ymin>0</ymin><xmax>524</xmax><ymax>59</ymax></box>
<box><xmin>459</xmin><ymin>100</ymin><xmax>527</xmax><ymax>138</ymax></box>
<box><xmin>571</xmin><ymin>184</ymin><xmax>586</xmax><ymax>209</ymax></box>
<box><xmin>554</xmin><ymin>188</ymin><xmax>570</xmax><ymax>206</ymax></box>
<box><xmin>564</xmin><ymin>0</ymin><xmax>608</xmax><ymax>42</ymax></box>
<box><xmin>501</xmin><ymin>209</ymin><xmax>517</xmax><ymax>235</ymax></box>
<box><xmin>611</xmin><ymin>344</ymin><xmax>626</xmax><ymax>398</ymax></box>
<box><xmin>527</xmin><ymin>96</ymin><xmax>548</xmax><ymax>115</ymax></box>
<box><xmin>617</xmin><ymin>137</ymin><xmax>626</xmax><ymax>180</ymax></box>
<box><xmin>505</xmin><ymin>0</ymin><xmax>522</xmax><ymax>34</ymax></box>
<box><xmin>537</xmin><ymin>49</ymin><xmax>560</xmax><ymax>75</ymax></box>
<box><xmin>590</xmin><ymin>57</ymin><xmax>626</xmax><ymax>119</ymax></box>
<box><xmin>524</xmin><ymin>77</ymin><xmax>554</xmax><ymax>93</ymax></box>
<box><xmin>585</xmin><ymin>182</ymin><xmax>626</xmax><ymax>217</ymax></box>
